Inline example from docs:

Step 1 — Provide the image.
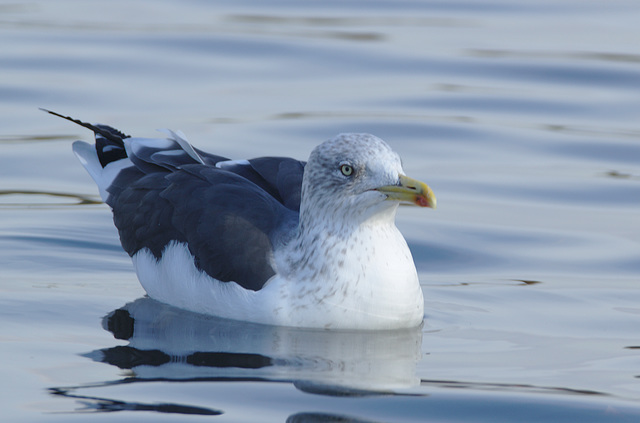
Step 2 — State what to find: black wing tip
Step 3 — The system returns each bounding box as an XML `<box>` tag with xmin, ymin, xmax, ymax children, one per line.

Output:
<box><xmin>39</xmin><ymin>107</ymin><xmax>67</xmax><ymax>119</ymax></box>
<box><xmin>40</xmin><ymin>107</ymin><xmax>132</xmax><ymax>142</ymax></box>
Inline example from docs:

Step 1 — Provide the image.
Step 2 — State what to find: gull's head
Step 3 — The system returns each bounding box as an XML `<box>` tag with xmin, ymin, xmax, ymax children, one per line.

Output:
<box><xmin>300</xmin><ymin>133</ymin><xmax>436</xmax><ymax>223</ymax></box>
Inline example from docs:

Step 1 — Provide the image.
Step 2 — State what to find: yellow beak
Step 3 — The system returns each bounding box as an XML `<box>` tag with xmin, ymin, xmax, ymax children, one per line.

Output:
<box><xmin>375</xmin><ymin>174</ymin><xmax>436</xmax><ymax>208</ymax></box>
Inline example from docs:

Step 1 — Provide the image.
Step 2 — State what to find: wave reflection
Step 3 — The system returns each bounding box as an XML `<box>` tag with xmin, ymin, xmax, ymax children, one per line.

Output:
<box><xmin>0</xmin><ymin>190</ymin><xmax>101</xmax><ymax>207</ymax></box>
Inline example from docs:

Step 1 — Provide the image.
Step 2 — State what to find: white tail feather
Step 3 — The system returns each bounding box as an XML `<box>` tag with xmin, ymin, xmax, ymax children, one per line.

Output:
<box><xmin>72</xmin><ymin>140</ymin><xmax>131</xmax><ymax>202</ymax></box>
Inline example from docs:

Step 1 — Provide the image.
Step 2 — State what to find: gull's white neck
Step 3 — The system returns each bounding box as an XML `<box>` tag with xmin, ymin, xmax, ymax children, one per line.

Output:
<box><xmin>268</xmin><ymin>204</ymin><xmax>424</xmax><ymax>329</ymax></box>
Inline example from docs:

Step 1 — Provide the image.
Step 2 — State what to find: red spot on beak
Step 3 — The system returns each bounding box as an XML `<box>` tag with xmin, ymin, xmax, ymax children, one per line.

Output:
<box><xmin>415</xmin><ymin>195</ymin><xmax>431</xmax><ymax>207</ymax></box>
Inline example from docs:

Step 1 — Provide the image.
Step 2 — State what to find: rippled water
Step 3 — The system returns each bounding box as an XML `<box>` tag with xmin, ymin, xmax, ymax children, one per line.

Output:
<box><xmin>1</xmin><ymin>1</ymin><xmax>640</xmax><ymax>421</ymax></box>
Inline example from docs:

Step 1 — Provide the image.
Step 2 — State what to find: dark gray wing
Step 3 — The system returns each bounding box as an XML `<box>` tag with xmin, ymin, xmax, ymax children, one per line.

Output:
<box><xmin>216</xmin><ymin>157</ymin><xmax>305</xmax><ymax>211</ymax></box>
<box><xmin>44</xmin><ymin>109</ymin><xmax>305</xmax><ymax>291</ymax></box>
<box><xmin>106</xmin><ymin>140</ymin><xmax>302</xmax><ymax>291</ymax></box>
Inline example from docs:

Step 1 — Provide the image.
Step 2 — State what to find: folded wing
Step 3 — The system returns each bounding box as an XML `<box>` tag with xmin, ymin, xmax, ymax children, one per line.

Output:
<box><xmin>45</xmin><ymin>109</ymin><xmax>303</xmax><ymax>291</ymax></box>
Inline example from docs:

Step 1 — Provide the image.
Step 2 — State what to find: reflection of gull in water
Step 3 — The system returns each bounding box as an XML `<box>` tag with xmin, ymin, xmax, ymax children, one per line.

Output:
<box><xmin>52</xmin><ymin>300</ymin><xmax>639</xmax><ymax>420</ymax></box>
<box><xmin>86</xmin><ymin>298</ymin><xmax>423</xmax><ymax>394</ymax></box>
<box><xmin>44</xmin><ymin>110</ymin><xmax>436</xmax><ymax>330</ymax></box>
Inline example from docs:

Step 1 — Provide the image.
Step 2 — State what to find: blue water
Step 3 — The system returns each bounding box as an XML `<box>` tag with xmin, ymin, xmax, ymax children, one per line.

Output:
<box><xmin>1</xmin><ymin>0</ymin><xmax>640</xmax><ymax>421</ymax></box>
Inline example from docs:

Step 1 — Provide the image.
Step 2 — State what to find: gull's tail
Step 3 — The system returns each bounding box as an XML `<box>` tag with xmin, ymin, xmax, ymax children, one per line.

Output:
<box><xmin>41</xmin><ymin>108</ymin><xmax>132</xmax><ymax>201</ymax></box>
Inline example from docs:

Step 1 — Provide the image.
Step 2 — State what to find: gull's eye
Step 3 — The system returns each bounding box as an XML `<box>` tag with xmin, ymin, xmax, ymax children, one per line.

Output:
<box><xmin>340</xmin><ymin>164</ymin><xmax>354</xmax><ymax>177</ymax></box>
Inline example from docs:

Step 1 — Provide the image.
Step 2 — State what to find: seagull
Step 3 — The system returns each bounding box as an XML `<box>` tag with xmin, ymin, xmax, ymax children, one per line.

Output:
<box><xmin>43</xmin><ymin>109</ymin><xmax>436</xmax><ymax>330</ymax></box>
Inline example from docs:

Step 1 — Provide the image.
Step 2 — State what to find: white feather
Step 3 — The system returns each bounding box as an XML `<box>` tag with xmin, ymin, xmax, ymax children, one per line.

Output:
<box><xmin>216</xmin><ymin>159</ymin><xmax>251</xmax><ymax>169</ymax></box>
<box><xmin>157</xmin><ymin>128</ymin><xmax>204</xmax><ymax>164</ymax></box>
<box><xmin>72</xmin><ymin>140</ymin><xmax>132</xmax><ymax>202</ymax></box>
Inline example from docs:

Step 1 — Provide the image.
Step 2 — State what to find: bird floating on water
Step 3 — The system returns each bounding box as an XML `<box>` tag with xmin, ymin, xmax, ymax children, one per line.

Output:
<box><xmin>43</xmin><ymin>109</ymin><xmax>436</xmax><ymax>330</ymax></box>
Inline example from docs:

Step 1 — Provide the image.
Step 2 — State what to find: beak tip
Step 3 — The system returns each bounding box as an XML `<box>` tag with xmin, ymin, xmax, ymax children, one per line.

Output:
<box><xmin>377</xmin><ymin>174</ymin><xmax>437</xmax><ymax>209</ymax></box>
<box><xmin>417</xmin><ymin>194</ymin><xmax>436</xmax><ymax>209</ymax></box>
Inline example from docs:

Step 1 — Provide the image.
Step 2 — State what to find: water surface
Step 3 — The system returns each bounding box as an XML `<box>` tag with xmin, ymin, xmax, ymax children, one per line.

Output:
<box><xmin>1</xmin><ymin>1</ymin><xmax>639</xmax><ymax>421</ymax></box>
